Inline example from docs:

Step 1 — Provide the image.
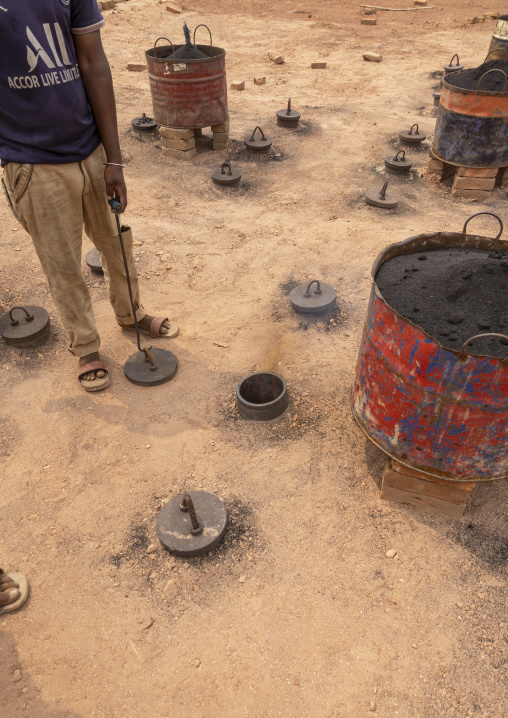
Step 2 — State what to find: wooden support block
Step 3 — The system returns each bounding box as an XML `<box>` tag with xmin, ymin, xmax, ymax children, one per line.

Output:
<box><xmin>453</xmin><ymin>176</ymin><xmax>496</xmax><ymax>191</ymax></box>
<box><xmin>212</xmin><ymin>141</ymin><xmax>228</xmax><ymax>150</ymax></box>
<box><xmin>361</xmin><ymin>18</ymin><xmax>377</xmax><ymax>25</ymax></box>
<box><xmin>127</xmin><ymin>62</ymin><xmax>146</xmax><ymax>72</ymax></box>
<box><xmin>231</xmin><ymin>80</ymin><xmax>245</xmax><ymax>90</ymax></box>
<box><xmin>161</xmin><ymin>136</ymin><xmax>195</xmax><ymax>151</ymax></box>
<box><xmin>99</xmin><ymin>0</ymin><xmax>115</xmax><ymax>10</ymax></box>
<box><xmin>496</xmin><ymin>167</ymin><xmax>508</xmax><ymax>186</ymax></box>
<box><xmin>428</xmin><ymin>160</ymin><xmax>457</xmax><ymax>181</ymax></box>
<box><xmin>311</xmin><ymin>61</ymin><xmax>328</xmax><ymax>68</ymax></box>
<box><xmin>161</xmin><ymin>146</ymin><xmax>196</xmax><ymax>160</ymax></box>
<box><xmin>451</xmin><ymin>188</ymin><xmax>492</xmax><ymax>200</ymax></box>
<box><xmin>380</xmin><ymin>459</ymin><xmax>475</xmax><ymax>518</ymax></box>
<box><xmin>457</xmin><ymin>167</ymin><xmax>498</xmax><ymax>178</ymax></box>
<box><xmin>212</xmin><ymin>132</ymin><xmax>229</xmax><ymax>143</ymax></box>
<box><xmin>159</xmin><ymin>127</ymin><xmax>194</xmax><ymax>140</ymax></box>
<box><xmin>254</xmin><ymin>77</ymin><xmax>266</xmax><ymax>85</ymax></box>
<box><xmin>211</xmin><ymin>118</ymin><xmax>229</xmax><ymax>133</ymax></box>
<box><xmin>428</xmin><ymin>158</ymin><xmax>447</xmax><ymax>171</ymax></box>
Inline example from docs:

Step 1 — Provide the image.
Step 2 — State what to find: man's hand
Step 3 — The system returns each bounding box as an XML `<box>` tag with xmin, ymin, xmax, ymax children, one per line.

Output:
<box><xmin>104</xmin><ymin>165</ymin><xmax>127</xmax><ymax>212</ymax></box>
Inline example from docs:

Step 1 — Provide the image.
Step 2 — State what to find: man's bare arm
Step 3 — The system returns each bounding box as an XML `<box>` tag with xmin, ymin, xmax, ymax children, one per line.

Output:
<box><xmin>73</xmin><ymin>30</ymin><xmax>127</xmax><ymax>211</ymax></box>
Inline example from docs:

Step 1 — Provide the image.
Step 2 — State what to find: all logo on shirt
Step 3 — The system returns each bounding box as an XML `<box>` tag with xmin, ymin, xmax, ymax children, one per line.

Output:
<box><xmin>8</xmin><ymin>23</ymin><xmax>80</xmax><ymax>90</ymax></box>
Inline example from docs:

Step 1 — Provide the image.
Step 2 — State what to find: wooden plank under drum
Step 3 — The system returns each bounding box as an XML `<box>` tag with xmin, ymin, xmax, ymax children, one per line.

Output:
<box><xmin>380</xmin><ymin>459</ymin><xmax>476</xmax><ymax>518</ymax></box>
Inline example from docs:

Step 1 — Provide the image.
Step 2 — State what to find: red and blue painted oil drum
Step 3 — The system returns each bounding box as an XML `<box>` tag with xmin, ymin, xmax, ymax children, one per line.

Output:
<box><xmin>145</xmin><ymin>37</ymin><xmax>228</xmax><ymax>129</ymax></box>
<box><xmin>432</xmin><ymin>70</ymin><xmax>508</xmax><ymax>167</ymax></box>
<box><xmin>351</xmin><ymin>216</ymin><xmax>508</xmax><ymax>482</ymax></box>
<box><xmin>488</xmin><ymin>16</ymin><xmax>508</xmax><ymax>61</ymax></box>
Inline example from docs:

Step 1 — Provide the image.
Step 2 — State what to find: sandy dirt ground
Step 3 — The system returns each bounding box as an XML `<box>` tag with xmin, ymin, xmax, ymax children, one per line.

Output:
<box><xmin>1</xmin><ymin>1</ymin><xmax>508</xmax><ymax>716</ymax></box>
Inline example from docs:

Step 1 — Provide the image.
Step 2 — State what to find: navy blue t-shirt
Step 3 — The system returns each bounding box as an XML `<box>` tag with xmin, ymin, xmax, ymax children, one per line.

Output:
<box><xmin>0</xmin><ymin>0</ymin><xmax>105</xmax><ymax>165</ymax></box>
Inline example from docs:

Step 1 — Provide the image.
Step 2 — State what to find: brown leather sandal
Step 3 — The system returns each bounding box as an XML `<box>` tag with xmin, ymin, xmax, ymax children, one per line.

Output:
<box><xmin>124</xmin><ymin>317</ymin><xmax>179</xmax><ymax>339</ymax></box>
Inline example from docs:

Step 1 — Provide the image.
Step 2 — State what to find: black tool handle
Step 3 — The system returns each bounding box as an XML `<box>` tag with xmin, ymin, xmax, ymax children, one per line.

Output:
<box><xmin>108</xmin><ymin>198</ymin><xmax>123</xmax><ymax>213</ymax></box>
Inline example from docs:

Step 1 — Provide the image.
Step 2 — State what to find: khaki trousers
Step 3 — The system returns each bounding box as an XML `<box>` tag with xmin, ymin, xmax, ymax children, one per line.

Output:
<box><xmin>1</xmin><ymin>144</ymin><xmax>145</xmax><ymax>358</ymax></box>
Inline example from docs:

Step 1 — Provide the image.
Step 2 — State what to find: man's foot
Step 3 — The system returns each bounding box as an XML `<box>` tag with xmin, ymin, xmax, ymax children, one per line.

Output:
<box><xmin>0</xmin><ymin>570</ymin><xmax>29</xmax><ymax>614</ymax></box>
<box><xmin>78</xmin><ymin>352</ymin><xmax>110</xmax><ymax>392</ymax></box>
<box><xmin>0</xmin><ymin>570</ymin><xmax>19</xmax><ymax>607</ymax></box>
<box><xmin>79</xmin><ymin>352</ymin><xmax>106</xmax><ymax>380</ymax></box>
<box><xmin>123</xmin><ymin>315</ymin><xmax>179</xmax><ymax>338</ymax></box>
<box><xmin>139</xmin><ymin>315</ymin><xmax>170</xmax><ymax>334</ymax></box>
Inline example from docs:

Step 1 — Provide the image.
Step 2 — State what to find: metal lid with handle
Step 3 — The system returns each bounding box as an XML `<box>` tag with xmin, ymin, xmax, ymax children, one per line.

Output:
<box><xmin>211</xmin><ymin>162</ymin><xmax>242</xmax><ymax>185</ymax></box>
<box><xmin>444</xmin><ymin>53</ymin><xmax>463</xmax><ymax>74</ymax></box>
<box><xmin>385</xmin><ymin>149</ymin><xmax>412</xmax><ymax>172</ymax></box>
<box><xmin>244</xmin><ymin>126</ymin><xmax>273</xmax><ymax>150</ymax></box>
<box><xmin>276</xmin><ymin>98</ymin><xmax>301</xmax><ymax>127</ymax></box>
<box><xmin>0</xmin><ymin>305</ymin><xmax>50</xmax><ymax>346</ymax></box>
<box><xmin>399</xmin><ymin>123</ymin><xmax>426</xmax><ymax>144</ymax></box>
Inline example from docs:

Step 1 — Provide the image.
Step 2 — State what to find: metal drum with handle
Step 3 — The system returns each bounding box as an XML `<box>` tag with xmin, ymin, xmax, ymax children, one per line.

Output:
<box><xmin>351</xmin><ymin>213</ymin><xmax>508</xmax><ymax>482</ymax></box>
<box><xmin>432</xmin><ymin>65</ymin><xmax>508</xmax><ymax>168</ymax></box>
<box><xmin>145</xmin><ymin>27</ymin><xmax>228</xmax><ymax>129</ymax></box>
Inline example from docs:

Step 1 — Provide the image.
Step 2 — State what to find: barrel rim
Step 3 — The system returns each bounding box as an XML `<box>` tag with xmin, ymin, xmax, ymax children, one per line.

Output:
<box><xmin>371</xmin><ymin>231</ymin><xmax>508</xmax><ymax>365</ymax></box>
<box><xmin>443</xmin><ymin>69</ymin><xmax>508</xmax><ymax>97</ymax></box>
<box><xmin>145</xmin><ymin>44</ymin><xmax>226</xmax><ymax>63</ymax></box>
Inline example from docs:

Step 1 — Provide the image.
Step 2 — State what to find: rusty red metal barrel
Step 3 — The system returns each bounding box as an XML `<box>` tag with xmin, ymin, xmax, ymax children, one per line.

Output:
<box><xmin>145</xmin><ymin>32</ymin><xmax>228</xmax><ymax>129</ymax></box>
<box><xmin>488</xmin><ymin>15</ymin><xmax>508</xmax><ymax>61</ymax></box>
<box><xmin>432</xmin><ymin>68</ymin><xmax>508</xmax><ymax>167</ymax></box>
<box><xmin>351</xmin><ymin>213</ymin><xmax>508</xmax><ymax>483</ymax></box>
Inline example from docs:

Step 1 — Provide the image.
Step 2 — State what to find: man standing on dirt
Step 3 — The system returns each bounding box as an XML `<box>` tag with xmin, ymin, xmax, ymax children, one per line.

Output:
<box><xmin>0</xmin><ymin>0</ymin><xmax>178</xmax><ymax>391</ymax></box>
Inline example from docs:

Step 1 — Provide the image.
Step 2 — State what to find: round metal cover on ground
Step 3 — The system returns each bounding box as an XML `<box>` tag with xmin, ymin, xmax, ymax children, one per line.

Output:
<box><xmin>365</xmin><ymin>180</ymin><xmax>399</xmax><ymax>209</ymax></box>
<box><xmin>289</xmin><ymin>279</ymin><xmax>337</xmax><ymax>314</ymax></box>
<box><xmin>399</xmin><ymin>124</ymin><xmax>426</xmax><ymax>144</ymax></box>
<box><xmin>211</xmin><ymin>162</ymin><xmax>242</xmax><ymax>186</ymax></box>
<box><xmin>385</xmin><ymin>150</ymin><xmax>412</xmax><ymax>172</ymax></box>
<box><xmin>0</xmin><ymin>305</ymin><xmax>50</xmax><ymax>347</ymax></box>
<box><xmin>276</xmin><ymin>98</ymin><xmax>301</xmax><ymax>128</ymax></box>
<box><xmin>131</xmin><ymin>113</ymin><xmax>157</xmax><ymax>132</ymax></box>
<box><xmin>156</xmin><ymin>491</ymin><xmax>228</xmax><ymax>557</ymax></box>
<box><xmin>236</xmin><ymin>372</ymin><xmax>289</xmax><ymax>421</ymax></box>
<box><xmin>85</xmin><ymin>248</ymin><xmax>104</xmax><ymax>274</ymax></box>
<box><xmin>244</xmin><ymin>126</ymin><xmax>273</xmax><ymax>151</ymax></box>
<box><xmin>444</xmin><ymin>54</ymin><xmax>463</xmax><ymax>75</ymax></box>
<box><xmin>124</xmin><ymin>347</ymin><xmax>178</xmax><ymax>386</ymax></box>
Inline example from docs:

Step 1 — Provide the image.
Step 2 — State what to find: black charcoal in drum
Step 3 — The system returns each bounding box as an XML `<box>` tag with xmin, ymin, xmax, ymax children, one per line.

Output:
<box><xmin>173</xmin><ymin>44</ymin><xmax>208</xmax><ymax>60</ymax></box>
<box><xmin>172</xmin><ymin>21</ymin><xmax>208</xmax><ymax>60</ymax></box>
<box><xmin>375</xmin><ymin>248</ymin><xmax>508</xmax><ymax>359</ymax></box>
<box><xmin>447</xmin><ymin>59</ymin><xmax>508</xmax><ymax>91</ymax></box>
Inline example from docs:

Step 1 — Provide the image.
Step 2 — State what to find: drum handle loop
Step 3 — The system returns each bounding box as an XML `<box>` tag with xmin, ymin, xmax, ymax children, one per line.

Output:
<box><xmin>476</xmin><ymin>69</ymin><xmax>508</xmax><ymax>93</ymax></box>
<box><xmin>458</xmin><ymin>333</ymin><xmax>508</xmax><ymax>361</ymax></box>
<box><xmin>462</xmin><ymin>212</ymin><xmax>503</xmax><ymax>240</ymax></box>
<box><xmin>483</xmin><ymin>48</ymin><xmax>508</xmax><ymax>63</ymax></box>
<box><xmin>154</xmin><ymin>37</ymin><xmax>175</xmax><ymax>60</ymax></box>
<box><xmin>193</xmin><ymin>24</ymin><xmax>213</xmax><ymax>46</ymax></box>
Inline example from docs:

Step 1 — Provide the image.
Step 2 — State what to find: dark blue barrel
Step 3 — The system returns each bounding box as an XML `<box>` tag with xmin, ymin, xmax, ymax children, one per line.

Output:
<box><xmin>432</xmin><ymin>70</ymin><xmax>508</xmax><ymax>168</ymax></box>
